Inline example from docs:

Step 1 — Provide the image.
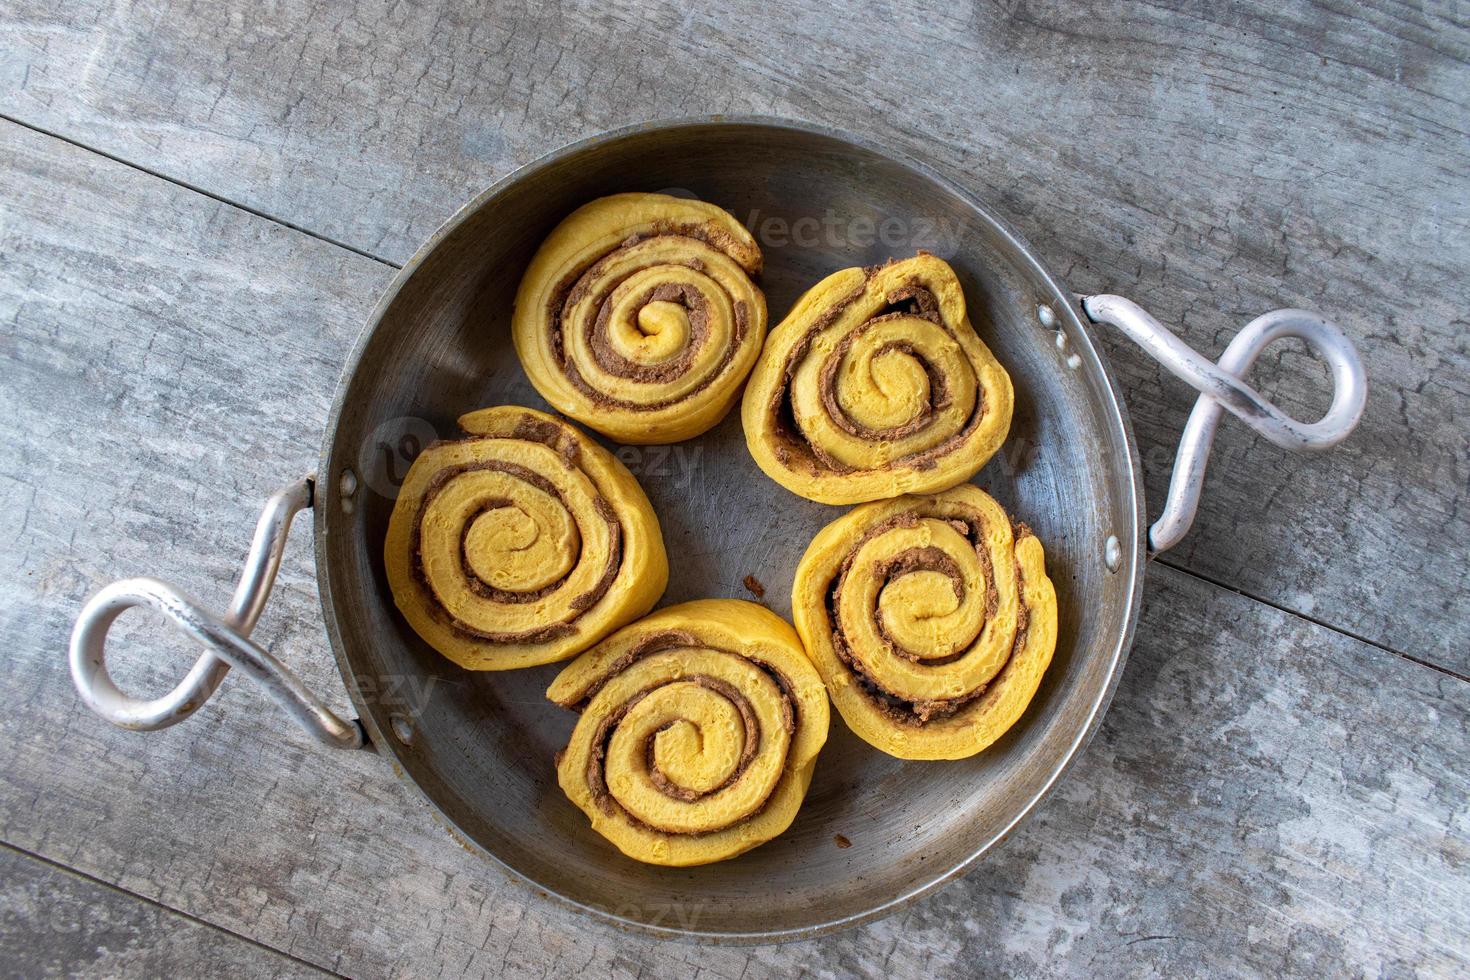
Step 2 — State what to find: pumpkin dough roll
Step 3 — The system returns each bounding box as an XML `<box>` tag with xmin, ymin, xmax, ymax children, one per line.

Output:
<box><xmin>512</xmin><ymin>193</ymin><xmax>767</xmax><ymax>444</ymax></box>
<box><xmin>742</xmin><ymin>253</ymin><xmax>1014</xmax><ymax>505</ymax></box>
<box><xmin>791</xmin><ymin>484</ymin><xmax>1057</xmax><ymax>761</ymax></box>
<box><xmin>547</xmin><ymin>599</ymin><xmax>830</xmax><ymax>866</ymax></box>
<box><xmin>384</xmin><ymin>406</ymin><xmax>667</xmax><ymax>671</ymax></box>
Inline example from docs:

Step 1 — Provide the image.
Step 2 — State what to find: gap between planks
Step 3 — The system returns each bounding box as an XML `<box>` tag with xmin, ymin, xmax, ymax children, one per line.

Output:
<box><xmin>1154</xmin><ymin>556</ymin><xmax>1470</xmax><ymax>685</ymax></box>
<box><xmin>0</xmin><ymin>841</ymin><xmax>341</xmax><ymax>978</ymax></box>
<box><xmin>0</xmin><ymin>111</ymin><xmax>402</xmax><ymax>270</ymax></box>
<box><xmin>4</xmin><ymin>111</ymin><xmax>1459</xmax><ymax>689</ymax></box>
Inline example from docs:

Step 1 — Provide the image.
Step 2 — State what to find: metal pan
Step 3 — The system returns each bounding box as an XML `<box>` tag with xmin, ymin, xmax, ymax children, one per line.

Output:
<box><xmin>68</xmin><ymin>117</ymin><xmax>1366</xmax><ymax>942</ymax></box>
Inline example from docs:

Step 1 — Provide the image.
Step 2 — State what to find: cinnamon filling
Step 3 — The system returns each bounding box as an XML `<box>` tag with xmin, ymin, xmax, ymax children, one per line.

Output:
<box><xmin>825</xmin><ymin>507</ymin><xmax>1028</xmax><ymax>725</ymax></box>
<box><xmin>510</xmin><ymin>415</ymin><xmax>581</xmax><ymax>468</ymax></box>
<box><xmin>644</xmin><ymin>675</ymin><xmax>760</xmax><ymax>804</ymax></box>
<box><xmin>766</xmin><ymin>267</ymin><xmax>988</xmax><ymax>476</ymax></box>
<box><xmin>588</xmin><ymin>281</ymin><xmax>710</xmax><ymax>383</ymax></box>
<box><xmin>408</xmin><ymin>441</ymin><xmax>623</xmax><ymax>646</ymax></box>
<box><xmin>816</xmin><ymin>319</ymin><xmax>953</xmax><ymax>446</ymax></box>
<box><xmin>544</xmin><ymin>225</ymin><xmax>756</xmax><ymax>411</ymax></box>
<box><xmin>577</xmin><ymin>647</ymin><xmax>801</xmax><ymax>837</ymax></box>
<box><xmin>870</xmin><ymin>546</ymin><xmax>966</xmax><ymax>663</ymax></box>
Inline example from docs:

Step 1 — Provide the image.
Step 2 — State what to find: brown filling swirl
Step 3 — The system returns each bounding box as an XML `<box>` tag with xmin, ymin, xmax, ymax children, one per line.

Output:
<box><xmin>544</xmin><ymin>225</ymin><xmax>756</xmax><ymax>411</ymax></box>
<box><xmin>577</xmin><ymin>642</ymin><xmax>801</xmax><ymax>837</ymax></box>
<box><xmin>588</xmin><ymin>281</ymin><xmax>710</xmax><ymax>383</ymax></box>
<box><xmin>767</xmin><ymin>268</ymin><xmax>988</xmax><ymax>476</ymax></box>
<box><xmin>408</xmin><ymin>449</ymin><xmax>623</xmax><ymax>646</ymax></box>
<box><xmin>825</xmin><ymin>506</ymin><xmax>1029</xmax><ymax>726</ymax></box>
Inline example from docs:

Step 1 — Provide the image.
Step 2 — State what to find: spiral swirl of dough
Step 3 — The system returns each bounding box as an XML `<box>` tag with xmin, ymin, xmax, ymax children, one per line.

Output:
<box><xmin>384</xmin><ymin>406</ymin><xmax>667</xmax><ymax>670</ymax></box>
<box><xmin>513</xmin><ymin>193</ymin><xmax>767</xmax><ymax>444</ymax></box>
<box><xmin>742</xmin><ymin>253</ymin><xmax>1013</xmax><ymax>504</ymax></box>
<box><xmin>547</xmin><ymin>600</ymin><xmax>829</xmax><ymax>866</ymax></box>
<box><xmin>791</xmin><ymin>484</ymin><xmax>1056</xmax><ymax>760</ymax></box>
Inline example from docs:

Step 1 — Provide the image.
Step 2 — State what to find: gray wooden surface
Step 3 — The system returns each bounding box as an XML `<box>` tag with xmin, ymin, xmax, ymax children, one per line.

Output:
<box><xmin>0</xmin><ymin>847</ymin><xmax>326</xmax><ymax>979</ymax></box>
<box><xmin>0</xmin><ymin>0</ymin><xmax>1465</xmax><ymax>976</ymax></box>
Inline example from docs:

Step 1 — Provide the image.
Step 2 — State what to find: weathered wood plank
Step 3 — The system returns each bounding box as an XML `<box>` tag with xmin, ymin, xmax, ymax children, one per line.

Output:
<box><xmin>0</xmin><ymin>845</ymin><xmax>328</xmax><ymax>979</ymax></box>
<box><xmin>0</xmin><ymin>119</ymin><xmax>1465</xmax><ymax>977</ymax></box>
<box><xmin>2</xmin><ymin>0</ymin><xmax>1465</xmax><ymax>671</ymax></box>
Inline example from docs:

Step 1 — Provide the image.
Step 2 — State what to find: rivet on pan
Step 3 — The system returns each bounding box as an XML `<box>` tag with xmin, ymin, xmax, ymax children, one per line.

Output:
<box><xmin>339</xmin><ymin>469</ymin><xmax>358</xmax><ymax>515</ymax></box>
<box><xmin>1104</xmin><ymin>535</ymin><xmax>1122</xmax><ymax>572</ymax></box>
<box><xmin>1054</xmin><ymin>330</ymin><xmax>1068</xmax><ymax>352</ymax></box>
<box><xmin>390</xmin><ymin>713</ymin><xmax>414</xmax><ymax>745</ymax></box>
<box><xmin>1066</xmin><ymin>353</ymin><xmax>1082</xmax><ymax>370</ymax></box>
<box><xmin>1037</xmin><ymin>304</ymin><xmax>1056</xmax><ymax>328</ymax></box>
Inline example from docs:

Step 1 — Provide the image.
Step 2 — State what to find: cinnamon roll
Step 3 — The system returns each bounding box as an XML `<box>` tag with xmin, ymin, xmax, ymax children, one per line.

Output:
<box><xmin>742</xmin><ymin>254</ymin><xmax>1013</xmax><ymax>504</ymax></box>
<box><xmin>791</xmin><ymin>484</ymin><xmax>1057</xmax><ymax>760</ymax></box>
<box><xmin>547</xmin><ymin>599</ymin><xmax>829</xmax><ymax>866</ymax></box>
<box><xmin>512</xmin><ymin>193</ymin><xmax>767</xmax><ymax>444</ymax></box>
<box><xmin>384</xmin><ymin>406</ymin><xmax>667</xmax><ymax>670</ymax></box>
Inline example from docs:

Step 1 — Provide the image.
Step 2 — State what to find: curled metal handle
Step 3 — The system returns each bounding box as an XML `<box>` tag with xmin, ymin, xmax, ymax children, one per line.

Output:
<box><xmin>1082</xmin><ymin>295</ymin><xmax>1367</xmax><ymax>555</ymax></box>
<box><xmin>69</xmin><ymin>477</ymin><xmax>366</xmax><ymax>749</ymax></box>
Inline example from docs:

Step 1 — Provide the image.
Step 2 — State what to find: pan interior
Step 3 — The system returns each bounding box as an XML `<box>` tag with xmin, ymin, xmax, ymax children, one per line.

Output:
<box><xmin>317</xmin><ymin>120</ymin><xmax>1140</xmax><ymax>939</ymax></box>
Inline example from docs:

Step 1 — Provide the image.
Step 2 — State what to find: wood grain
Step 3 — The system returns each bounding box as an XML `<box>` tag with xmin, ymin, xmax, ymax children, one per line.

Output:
<box><xmin>2</xmin><ymin>0</ymin><xmax>1465</xmax><ymax>672</ymax></box>
<box><xmin>1</xmin><ymin>117</ymin><xmax>1466</xmax><ymax>977</ymax></box>
<box><xmin>0</xmin><ymin>845</ymin><xmax>325</xmax><ymax>979</ymax></box>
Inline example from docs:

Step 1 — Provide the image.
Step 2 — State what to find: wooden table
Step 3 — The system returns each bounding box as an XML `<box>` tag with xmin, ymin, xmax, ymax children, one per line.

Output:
<box><xmin>2</xmin><ymin>1</ymin><xmax>1465</xmax><ymax>975</ymax></box>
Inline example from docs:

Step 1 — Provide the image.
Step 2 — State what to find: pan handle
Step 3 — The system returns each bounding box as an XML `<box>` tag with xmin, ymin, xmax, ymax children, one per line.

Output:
<box><xmin>1080</xmin><ymin>295</ymin><xmax>1367</xmax><ymax>555</ymax></box>
<box><xmin>68</xmin><ymin>477</ymin><xmax>367</xmax><ymax>749</ymax></box>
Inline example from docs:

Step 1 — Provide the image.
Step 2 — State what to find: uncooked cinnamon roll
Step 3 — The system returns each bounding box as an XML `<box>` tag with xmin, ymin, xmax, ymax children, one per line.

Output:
<box><xmin>547</xmin><ymin>599</ymin><xmax>829</xmax><ymax>866</ymax></box>
<box><xmin>512</xmin><ymin>193</ymin><xmax>767</xmax><ymax>444</ymax></box>
<box><xmin>384</xmin><ymin>406</ymin><xmax>667</xmax><ymax>670</ymax></box>
<box><xmin>791</xmin><ymin>484</ymin><xmax>1057</xmax><ymax>760</ymax></box>
<box><xmin>742</xmin><ymin>253</ymin><xmax>1013</xmax><ymax>504</ymax></box>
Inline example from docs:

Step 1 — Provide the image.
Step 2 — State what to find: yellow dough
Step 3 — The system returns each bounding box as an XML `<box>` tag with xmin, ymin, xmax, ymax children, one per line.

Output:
<box><xmin>547</xmin><ymin>599</ymin><xmax>830</xmax><ymax>866</ymax></box>
<box><xmin>741</xmin><ymin>253</ymin><xmax>1014</xmax><ymax>505</ymax></box>
<box><xmin>512</xmin><ymin>193</ymin><xmax>767</xmax><ymax>444</ymax></box>
<box><xmin>791</xmin><ymin>484</ymin><xmax>1057</xmax><ymax>761</ymax></box>
<box><xmin>384</xmin><ymin>406</ymin><xmax>667</xmax><ymax>670</ymax></box>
